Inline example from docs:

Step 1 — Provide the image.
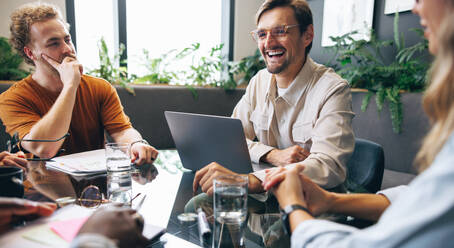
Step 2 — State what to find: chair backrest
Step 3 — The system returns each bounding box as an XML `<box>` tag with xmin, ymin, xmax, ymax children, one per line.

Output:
<box><xmin>346</xmin><ymin>138</ymin><xmax>385</xmax><ymax>193</ymax></box>
<box><xmin>0</xmin><ymin>120</ymin><xmax>12</xmax><ymax>152</ymax></box>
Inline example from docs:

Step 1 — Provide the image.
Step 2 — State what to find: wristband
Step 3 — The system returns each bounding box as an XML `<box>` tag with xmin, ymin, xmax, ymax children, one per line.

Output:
<box><xmin>130</xmin><ymin>139</ymin><xmax>149</xmax><ymax>147</ymax></box>
<box><xmin>281</xmin><ymin>204</ymin><xmax>311</xmax><ymax>235</ymax></box>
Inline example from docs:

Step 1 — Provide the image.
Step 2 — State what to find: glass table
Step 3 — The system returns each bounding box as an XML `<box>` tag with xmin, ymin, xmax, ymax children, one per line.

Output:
<box><xmin>2</xmin><ymin>150</ymin><xmax>285</xmax><ymax>247</ymax></box>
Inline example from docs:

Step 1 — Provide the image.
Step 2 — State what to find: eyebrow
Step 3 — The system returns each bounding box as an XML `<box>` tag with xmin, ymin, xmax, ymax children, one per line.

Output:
<box><xmin>45</xmin><ymin>35</ymin><xmax>71</xmax><ymax>44</ymax></box>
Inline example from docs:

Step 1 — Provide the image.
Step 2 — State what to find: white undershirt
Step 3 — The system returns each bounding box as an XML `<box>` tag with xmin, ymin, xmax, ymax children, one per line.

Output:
<box><xmin>277</xmin><ymin>86</ymin><xmax>288</xmax><ymax>96</ymax></box>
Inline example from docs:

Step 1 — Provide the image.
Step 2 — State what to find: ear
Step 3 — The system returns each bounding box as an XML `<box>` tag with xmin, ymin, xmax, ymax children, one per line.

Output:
<box><xmin>303</xmin><ymin>24</ymin><xmax>314</xmax><ymax>48</ymax></box>
<box><xmin>23</xmin><ymin>46</ymin><xmax>36</xmax><ymax>61</ymax></box>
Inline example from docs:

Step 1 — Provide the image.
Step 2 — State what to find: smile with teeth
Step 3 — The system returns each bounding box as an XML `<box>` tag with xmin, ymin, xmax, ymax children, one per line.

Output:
<box><xmin>267</xmin><ymin>50</ymin><xmax>285</xmax><ymax>57</ymax></box>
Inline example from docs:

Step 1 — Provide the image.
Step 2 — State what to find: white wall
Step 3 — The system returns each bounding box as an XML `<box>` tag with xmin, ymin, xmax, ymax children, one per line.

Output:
<box><xmin>0</xmin><ymin>0</ymin><xmax>66</xmax><ymax>38</ymax></box>
<box><xmin>233</xmin><ymin>0</ymin><xmax>263</xmax><ymax>61</ymax></box>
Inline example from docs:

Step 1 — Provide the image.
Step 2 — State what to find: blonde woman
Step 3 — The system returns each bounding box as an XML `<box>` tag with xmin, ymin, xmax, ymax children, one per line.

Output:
<box><xmin>263</xmin><ymin>0</ymin><xmax>454</xmax><ymax>247</ymax></box>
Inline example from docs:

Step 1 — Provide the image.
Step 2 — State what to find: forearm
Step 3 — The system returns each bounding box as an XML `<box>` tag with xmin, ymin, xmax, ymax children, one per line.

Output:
<box><xmin>328</xmin><ymin>193</ymin><xmax>390</xmax><ymax>221</ymax></box>
<box><xmin>21</xmin><ymin>86</ymin><xmax>77</xmax><ymax>158</ymax></box>
<box><xmin>110</xmin><ymin>128</ymin><xmax>142</xmax><ymax>144</ymax></box>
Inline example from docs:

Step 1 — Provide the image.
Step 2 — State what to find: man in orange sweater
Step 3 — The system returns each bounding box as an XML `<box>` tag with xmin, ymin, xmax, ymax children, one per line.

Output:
<box><xmin>0</xmin><ymin>3</ymin><xmax>157</xmax><ymax>165</ymax></box>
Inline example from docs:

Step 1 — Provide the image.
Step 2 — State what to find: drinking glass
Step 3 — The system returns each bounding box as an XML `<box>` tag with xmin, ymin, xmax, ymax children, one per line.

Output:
<box><xmin>105</xmin><ymin>143</ymin><xmax>130</xmax><ymax>172</ymax></box>
<box><xmin>105</xmin><ymin>143</ymin><xmax>132</xmax><ymax>206</ymax></box>
<box><xmin>213</xmin><ymin>174</ymin><xmax>248</xmax><ymax>248</ymax></box>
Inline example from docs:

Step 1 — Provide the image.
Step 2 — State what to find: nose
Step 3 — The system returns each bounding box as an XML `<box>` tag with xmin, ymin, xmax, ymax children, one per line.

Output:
<box><xmin>62</xmin><ymin>41</ymin><xmax>74</xmax><ymax>55</ymax></box>
<box><xmin>263</xmin><ymin>32</ymin><xmax>277</xmax><ymax>50</ymax></box>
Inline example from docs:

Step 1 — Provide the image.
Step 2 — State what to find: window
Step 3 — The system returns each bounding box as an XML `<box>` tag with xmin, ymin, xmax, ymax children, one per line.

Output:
<box><xmin>126</xmin><ymin>0</ymin><xmax>222</xmax><ymax>77</ymax></box>
<box><xmin>69</xmin><ymin>0</ymin><xmax>228</xmax><ymax>80</ymax></box>
<box><xmin>73</xmin><ymin>0</ymin><xmax>116</xmax><ymax>71</ymax></box>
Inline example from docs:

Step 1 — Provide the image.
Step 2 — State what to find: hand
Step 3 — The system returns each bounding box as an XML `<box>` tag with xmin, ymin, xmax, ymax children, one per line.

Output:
<box><xmin>264</xmin><ymin>145</ymin><xmax>310</xmax><ymax>167</ymax></box>
<box><xmin>78</xmin><ymin>206</ymin><xmax>148</xmax><ymax>248</ymax></box>
<box><xmin>0</xmin><ymin>151</ymin><xmax>28</xmax><ymax>171</ymax></box>
<box><xmin>193</xmin><ymin>162</ymin><xmax>240</xmax><ymax>196</ymax></box>
<box><xmin>263</xmin><ymin>165</ymin><xmax>333</xmax><ymax>216</ymax></box>
<box><xmin>130</xmin><ymin>143</ymin><xmax>159</xmax><ymax>165</ymax></box>
<box><xmin>0</xmin><ymin>197</ymin><xmax>57</xmax><ymax>234</ymax></box>
<box><xmin>42</xmin><ymin>54</ymin><xmax>83</xmax><ymax>89</ymax></box>
<box><xmin>263</xmin><ymin>165</ymin><xmax>307</xmax><ymax>208</ymax></box>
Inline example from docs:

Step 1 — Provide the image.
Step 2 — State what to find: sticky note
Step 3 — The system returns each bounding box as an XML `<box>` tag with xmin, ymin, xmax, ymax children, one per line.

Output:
<box><xmin>49</xmin><ymin>217</ymin><xmax>88</xmax><ymax>242</ymax></box>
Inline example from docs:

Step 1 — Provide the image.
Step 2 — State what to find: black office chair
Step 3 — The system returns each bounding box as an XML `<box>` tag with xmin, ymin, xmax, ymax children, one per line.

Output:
<box><xmin>345</xmin><ymin>138</ymin><xmax>385</xmax><ymax>194</ymax></box>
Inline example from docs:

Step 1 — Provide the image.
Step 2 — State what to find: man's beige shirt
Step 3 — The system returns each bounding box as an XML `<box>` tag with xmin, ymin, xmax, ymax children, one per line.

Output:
<box><xmin>232</xmin><ymin>58</ymin><xmax>355</xmax><ymax>188</ymax></box>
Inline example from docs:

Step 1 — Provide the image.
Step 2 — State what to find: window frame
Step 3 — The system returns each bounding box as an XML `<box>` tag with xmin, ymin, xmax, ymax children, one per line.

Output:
<box><xmin>66</xmin><ymin>0</ymin><xmax>234</xmax><ymax>69</ymax></box>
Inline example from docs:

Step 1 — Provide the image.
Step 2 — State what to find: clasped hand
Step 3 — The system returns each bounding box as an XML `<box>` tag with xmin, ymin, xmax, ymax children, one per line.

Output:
<box><xmin>262</xmin><ymin>165</ymin><xmax>333</xmax><ymax>216</ymax></box>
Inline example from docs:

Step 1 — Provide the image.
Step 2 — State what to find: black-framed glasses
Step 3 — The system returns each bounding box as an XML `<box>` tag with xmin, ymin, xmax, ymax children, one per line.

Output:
<box><xmin>250</xmin><ymin>24</ymin><xmax>300</xmax><ymax>42</ymax></box>
<box><xmin>7</xmin><ymin>132</ymin><xmax>70</xmax><ymax>161</ymax></box>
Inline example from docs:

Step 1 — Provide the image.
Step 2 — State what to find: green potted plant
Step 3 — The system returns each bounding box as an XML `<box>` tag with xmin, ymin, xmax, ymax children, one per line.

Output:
<box><xmin>0</xmin><ymin>37</ymin><xmax>30</xmax><ymax>81</ymax></box>
<box><xmin>87</xmin><ymin>37</ymin><xmax>136</xmax><ymax>95</ymax></box>
<box><xmin>326</xmin><ymin>13</ymin><xmax>429</xmax><ymax>133</ymax></box>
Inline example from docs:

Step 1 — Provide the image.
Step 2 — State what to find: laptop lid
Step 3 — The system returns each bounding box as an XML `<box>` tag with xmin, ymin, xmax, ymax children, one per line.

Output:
<box><xmin>164</xmin><ymin>111</ymin><xmax>253</xmax><ymax>174</ymax></box>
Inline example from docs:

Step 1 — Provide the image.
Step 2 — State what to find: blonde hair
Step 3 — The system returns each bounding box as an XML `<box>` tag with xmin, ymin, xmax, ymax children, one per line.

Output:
<box><xmin>416</xmin><ymin>6</ymin><xmax>454</xmax><ymax>171</ymax></box>
<box><xmin>9</xmin><ymin>2</ymin><xmax>68</xmax><ymax>65</ymax></box>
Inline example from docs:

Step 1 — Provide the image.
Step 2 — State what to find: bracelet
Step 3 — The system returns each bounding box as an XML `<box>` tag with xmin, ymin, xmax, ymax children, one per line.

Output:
<box><xmin>130</xmin><ymin>139</ymin><xmax>149</xmax><ymax>148</ymax></box>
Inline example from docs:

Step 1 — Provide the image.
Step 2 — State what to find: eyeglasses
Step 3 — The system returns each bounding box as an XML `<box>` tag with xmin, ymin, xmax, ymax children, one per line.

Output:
<box><xmin>7</xmin><ymin>132</ymin><xmax>70</xmax><ymax>161</ymax></box>
<box><xmin>250</xmin><ymin>24</ymin><xmax>300</xmax><ymax>42</ymax></box>
<box><xmin>56</xmin><ymin>185</ymin><xmax>142</xmax><ymax>208</ymax></box>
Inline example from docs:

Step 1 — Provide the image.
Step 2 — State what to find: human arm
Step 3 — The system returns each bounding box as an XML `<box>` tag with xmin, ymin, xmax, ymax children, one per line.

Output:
<box><xmin>74</xmin><ymin>206</ymin><xmax>148</xmax><ymax>248</ymax></box>
<box><xmin>109</xmin><ymin>128</ymin><xmax>158</xmax><ymax>165</ymax></box>
<box><xmin>264</xmin><ymin>166</ymin><xmax>390</xmax><ymax>224</ymax></box>
<box><xmin>192</xmin><ymin>162</ymin><xmax>264</xmax><ymax>196</ymax></box>
<box><xmin>0</xmin><ymin>197</ymin><xmax>56</xmax><ymax>234</ymax></box>
<box><xmin>20</xmin><ymin>55</ymin><xmax>82</xmax><ymax>158</ymax></box>
<box><xmin>0</xmin><ymin>151</ymin><xmax>27</xmax><ymax>170</ymax></box>
<box><xmin>262</xmin><ymin>145</ymin><xmax>310</xmax><ymax>167</ymax></box>
<box><xmin>289</xmin><ymin>81</ymin><xmax>355</xmax><ymax>188</ymax></box>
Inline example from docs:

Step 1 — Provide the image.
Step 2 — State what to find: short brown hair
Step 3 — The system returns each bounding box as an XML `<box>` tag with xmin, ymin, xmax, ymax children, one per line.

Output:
<box><xmin>9</xmin><ymin>2</ymin><xmax>68</xmax><ymax>65</ymax></box>
<box><xmin>256</xmin><ymin>0</ymin><xmax>313</xmax><ymax>55</ymax></box>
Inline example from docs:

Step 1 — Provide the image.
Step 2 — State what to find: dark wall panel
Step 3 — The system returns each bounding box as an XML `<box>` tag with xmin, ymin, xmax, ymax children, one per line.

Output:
<box><xmin>307</xmin><ymin>0</ymin><xmax>429</xmax><ymax>65</ymax></box>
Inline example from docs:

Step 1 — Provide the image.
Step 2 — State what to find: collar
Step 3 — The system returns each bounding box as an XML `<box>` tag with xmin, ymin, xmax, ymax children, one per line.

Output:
<box><xmin>266</xmin><ymin>57</ymin><xmax>316</xmax><ymax>106</ymax></box>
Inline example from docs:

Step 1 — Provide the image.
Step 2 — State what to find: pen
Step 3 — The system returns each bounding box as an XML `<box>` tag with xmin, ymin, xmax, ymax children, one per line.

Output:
<box><xmin>197</xmin><ymin>208</ymin><xmax>211</xmax><ymax>241</ymax></box>
<box><xmin>134</xmin><ymin>194</ymin><xmax>146</xmax><ymax>211</ymax></box>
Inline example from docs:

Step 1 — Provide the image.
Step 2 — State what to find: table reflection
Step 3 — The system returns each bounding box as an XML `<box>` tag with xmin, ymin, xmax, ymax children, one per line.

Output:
<box><xmin>20</xmin><ymin>150</ymin><xmax>286</xmax><ymax>247</ymax></box>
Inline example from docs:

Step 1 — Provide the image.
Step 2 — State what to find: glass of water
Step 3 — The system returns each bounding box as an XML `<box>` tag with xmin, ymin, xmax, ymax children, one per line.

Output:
<box><xmin>105</xmin><ymin>143</ymin><xmax>132</xmax><ymax>206</ymax></box>
<box><xmin>213</xmin><ymin>174</ymin><xmax>248</xmax><ymax>248</ymax></box>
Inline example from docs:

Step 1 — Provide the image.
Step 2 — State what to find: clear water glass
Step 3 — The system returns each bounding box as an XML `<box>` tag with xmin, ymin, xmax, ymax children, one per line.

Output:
<box><xmin>213</xmin><ymin>174</ymin><xmax>248</xmax><ymax>248</ymax></box>
<box><xmin>105</xmin><ymin>143</ymin><xmax>132</xmax><ymax>206</ymax></box>
<box><xmin>107</xmin><ymin>169</ymin><xmax>132</xmax><ymax>206</ymax></box>
<box><xmin>105</xmin><ymin>143</ymin><xmax>130</xmax><ymax>172</ymax></box>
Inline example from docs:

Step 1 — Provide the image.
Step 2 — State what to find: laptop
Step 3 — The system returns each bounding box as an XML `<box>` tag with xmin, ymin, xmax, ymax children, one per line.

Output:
<box><xmin>164</xmin><ymin>111</ymin><xmax>253</xmax><ymax>174</ymax></box>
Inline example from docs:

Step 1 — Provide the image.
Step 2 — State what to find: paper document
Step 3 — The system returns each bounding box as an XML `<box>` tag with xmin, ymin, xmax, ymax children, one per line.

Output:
<box><xmin>46</xmin><ymin>149</ymin><xmax>106</xmax><ymax>176</ymax></box>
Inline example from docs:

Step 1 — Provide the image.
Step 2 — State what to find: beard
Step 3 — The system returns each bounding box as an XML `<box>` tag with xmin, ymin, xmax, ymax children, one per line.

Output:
<box><xmin>265</xmin><ymin>59</ymin><xmax>289</xmax><ymax>74</ymax></box>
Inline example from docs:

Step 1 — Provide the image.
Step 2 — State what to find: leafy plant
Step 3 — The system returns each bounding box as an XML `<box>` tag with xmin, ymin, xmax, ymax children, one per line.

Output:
<box><xmin>0</xmin><ymin>37</ymin><xmax>30</xmax><ymax>80</ymax></box>
<box><xmin>326</xmin><ymin>13</ymin><xmax>429</xmax><ymax>133</ymax></box>
<box><xmin>228</xmin><ymin>49</ymin><xmax>265</xmax><ymax>87</ymax></box>
<box><xmin>87</xmin><ymin>37</ymin><xmax>135</xmax><ymax>95</ymax></box>
<box><xmin>133</xmin><ymin>49</ymin><xmax>177</xmax><ymax>85</ymax></box>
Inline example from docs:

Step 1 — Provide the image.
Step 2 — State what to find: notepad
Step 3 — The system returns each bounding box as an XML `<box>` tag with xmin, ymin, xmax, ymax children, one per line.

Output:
<box><xmin>49</xmin><ymin>217</ymin><xmax>89</xmax><ymax>242</ymax></box>
<box><xmin>22</xmin><ymin>224</ymin><xmax>69</xmax><ymax>247</ymax></box>
<box><xmin>46</xmin><ymin>149</ymin><xmax>107</xmax><ymax>176</ymax></box>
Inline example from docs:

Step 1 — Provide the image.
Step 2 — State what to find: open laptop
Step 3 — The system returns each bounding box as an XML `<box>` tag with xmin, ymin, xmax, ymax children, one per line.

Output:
<box><xmin>164</xmin><ymin>111</ymin><xmax>253</xmax><ymax>174</ymax></box>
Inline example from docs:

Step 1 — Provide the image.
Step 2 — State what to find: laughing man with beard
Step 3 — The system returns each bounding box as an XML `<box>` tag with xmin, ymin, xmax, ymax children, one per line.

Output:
<box><xmin>191</xmin><ymin>0</ymin><xmax>355</xmax><ymax>201</ymax></box>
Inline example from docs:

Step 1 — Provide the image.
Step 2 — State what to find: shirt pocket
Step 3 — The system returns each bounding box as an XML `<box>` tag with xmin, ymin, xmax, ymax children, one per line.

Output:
<box><xmin>250</xmin><ymin>109</ymin><xmax>269</xmax><ymax>131</ymax></box>
<box><xmin>292</xmin><ymin>122</ymin><xmax>313</xmax><ymax>151</ymax></box>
